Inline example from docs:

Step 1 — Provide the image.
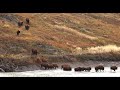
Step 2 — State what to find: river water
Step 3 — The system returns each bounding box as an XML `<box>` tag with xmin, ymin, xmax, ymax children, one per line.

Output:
<box><xmin>0</xmin><ymin>67</ymin><xmax>120</xmax><ymax>77</ymax></box>
<box><xmin>0</xmin><ymin>61</ymin><xmax>120</xmax><ymax>77</ymax></box>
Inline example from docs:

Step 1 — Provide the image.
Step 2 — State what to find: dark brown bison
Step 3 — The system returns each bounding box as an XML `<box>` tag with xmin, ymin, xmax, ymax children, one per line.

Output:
<box><xmin>61</xmin><ymin>64</ymin><xmax>69</xmax><ymax>69</ymax></box>
<box><xmin>41</xmin><ymin>63</ymin><xmax>49</xmax><ymax>70</ymax></box>
<box><xmin>84</xmin><ymin>67</ymin><xmax>91</xmax><ymax>72</ymax></box>
<box><xmin>25</xmin><ymin>24</ymin><xmax>30</xmax><ymax>30</ymax></box>
<box><xmin>40</xmin><ymin>63</ymin><xmax>55</xmax><ymax>70</ymax></box>
<box><xmin>95</xmin><ymin>65</ymin><xmax>104</xmax><ymax>72</ymax></box>
<box><xmin>74</xmin><ymin>67</ymin><xmax>87</xmax><ymax>72</ymax></box>
<box><xmin>26</xmin><ymin>18</ymin><xmax>30</xmax><ymax>24</ymax></box>
<box><xmin>31</xmin><ymin>49</ymin><xmax>38</xmax><ymax>55</ymax></box>
<box><xmin>74</xmin><ymin>67</ymin><xmax>82</xmax><ymax>71</ymax></box>
<box><xmin>47</xmin><ymin>64</ymin><xmax>54</xmax><ymax>69</ymax></box>
<box><xmin>17</xmin><ymin>30</ymin><xmax>20</xmax><ymax>36</ymax></box>
<box><xmin>61</xmin><ymin>64</ymin><xmax>72</xmax><ymax>71</ymax></box>
<box><xmin>110</xmin><ymin>66</ymin><xmax>118</xmax><ymax>71</ymax></box>
<box><xmin>52</xmin><ymin>64</ymin><xmax>58</xmax><ymax>69</ymax></box>
<box><xmin>63</xmin><ymin>67</ymin><xmax>71</xmax><ymax>71</ymax></box>
<box><xmin>18</xmin><ymin>21</ymin><xmax>23</xmax><ymax>27</ymax></box>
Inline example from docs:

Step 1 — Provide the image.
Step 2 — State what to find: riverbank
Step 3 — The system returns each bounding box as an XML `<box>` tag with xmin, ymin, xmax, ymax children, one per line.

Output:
<box><xmin>15</xmin><ymin>60</ymin><xmax>120</xmax><ymax>72</ymax></box>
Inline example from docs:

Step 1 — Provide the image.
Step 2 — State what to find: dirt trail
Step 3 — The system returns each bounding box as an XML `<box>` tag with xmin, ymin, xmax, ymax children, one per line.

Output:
<box><xmin>52</xmin><ymin>25</ymin><xmax>98</xmax><ymax>40</ymax></box>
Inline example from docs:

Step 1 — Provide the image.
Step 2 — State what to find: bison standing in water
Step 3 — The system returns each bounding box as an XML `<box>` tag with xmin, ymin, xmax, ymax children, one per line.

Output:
<box><xmin>84</xmin><ymin>67</ymin><xmax>91</xmax><ymax>72</ymax></box>
<box><xmin>95</xmin><ymin>65</ymin><xmax>104</xmax><ymax>72</ymax></box>
<box><xmin>74</xmin><ymin>67</ymin><xmax>91</xmax><ymax>72</ymax></box>
<box><xmin>47</xmin><ymin>64</ymin><xmax>54</xmax><ymax>69</ymax></box>
<box><xmin>74</xmin><ymin>67</ymin><xmax>82</xmax><ymax>71</ymax></box>
<box><xmin>52</xmin><ymin>64</ymin><xmax>58</xmax><ymax>69</ymax></box>
<box><xmin>61</xmin><ymin>64</ymin><xmax>72</xmax><ymax>71</ymax></box>
<box><xmin>110</xmin><ymin>66</ymin><xmax>118</xmax><ymax>72</ymax></box>
<box><xmin>41</xmin><ymin>63</ymin><xmax>48</xmax><ymax>70</ymax></box>
<box><xmin>40</xmin><ymin>63</ymin><xmax>58</xmax><ymax>70</ymax></box>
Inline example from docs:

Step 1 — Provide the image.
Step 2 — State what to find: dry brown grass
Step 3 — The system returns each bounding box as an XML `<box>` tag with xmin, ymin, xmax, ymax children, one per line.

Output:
<box><xmin>1</xmin><ymin>13</ymin><xmax>120</xmax><ymax>64</ymax></box>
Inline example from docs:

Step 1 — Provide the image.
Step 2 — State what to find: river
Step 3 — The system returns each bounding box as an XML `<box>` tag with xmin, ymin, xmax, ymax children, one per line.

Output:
<box><xmin>0</xmin><ymin>61</ymin><xmax>120</xmax><ymax>77</ymax></box>
<box><xmin>0</xmin><ymin>67</ymin><xmax>120</xmax><ymax>77</ymax></box>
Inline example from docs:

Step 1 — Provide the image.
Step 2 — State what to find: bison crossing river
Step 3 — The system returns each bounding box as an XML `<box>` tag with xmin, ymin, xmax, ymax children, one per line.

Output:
<box><xmin>0</xmin><ymin>67</ymin><xmax>120</xmax><ymax>77</ymax></box>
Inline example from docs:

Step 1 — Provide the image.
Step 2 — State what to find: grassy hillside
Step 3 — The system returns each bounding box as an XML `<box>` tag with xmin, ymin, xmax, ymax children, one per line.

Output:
<box><xmin>1</xmin><ymin>13</ymin><xmax>120</xmax><ymax>64</ymax></box>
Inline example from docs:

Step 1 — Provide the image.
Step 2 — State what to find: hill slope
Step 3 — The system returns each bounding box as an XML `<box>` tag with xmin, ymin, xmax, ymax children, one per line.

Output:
<box><xmin>1</xmin><ymin>13</ymin><xmax>120</xmax><ymax>63</ymax></box>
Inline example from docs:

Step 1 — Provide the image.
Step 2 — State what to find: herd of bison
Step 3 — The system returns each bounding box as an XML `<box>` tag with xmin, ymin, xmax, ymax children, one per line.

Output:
<box><xmin>0</xmin><ymin>18</ymin><xmax>119</xmax><ymax>73</ymax></box>
<box><xmin>17</xmin><ymin>18</ymin><xmax>30</xmax><ymax>36</ymax></box>
<box><xmin>32</xmin><ymin>49</ymin><xmax>118</xmax><ymax>72</ymax></box>
<box><xmin>36</xmin><ymin>59</ymin><xmax>118</xmax><ymax>72</ymax></box>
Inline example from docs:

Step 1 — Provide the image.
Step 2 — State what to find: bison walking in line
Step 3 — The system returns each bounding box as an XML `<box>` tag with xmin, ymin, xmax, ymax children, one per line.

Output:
<box><xmin>110</xmin><ymin>66</ymin><xmax>118</xmax><ymax>72</ymax></box>
<box><xmin>41</xmin><ymin>63</ymin><xmax>48</xmax><ymax>70</ymax></box>
<box><xmin>74</xmin><ymin>67</ymin><xmax>82</xmax><ymax>71</ymax></box>
<box><xmin>74</xmin><ymin>67</ymin><xmax>91</xmax><ymax>72</ymax></box>
<box><xmin>95</xmin><ymin>65</ymin><xmax>104</xmax><ymax>72</ymax></box>
<box><xmin>52</xmin><ymin>64</ymin><xmax>58</xmax><ymax>69</ymax></box>
<box><xmin>40</xmin><ymin>63</ymin><xmax>58</xmax><ymax>70</ymax></box>
<box><xmin>84</xmin><ymin>67</ymin><xmax>91</xmax><ymax>72</ymax></box>
<box><xmin>61</xmin><ymin>64</ymin><xmax>72</xmax><ymax>71</ymax></box>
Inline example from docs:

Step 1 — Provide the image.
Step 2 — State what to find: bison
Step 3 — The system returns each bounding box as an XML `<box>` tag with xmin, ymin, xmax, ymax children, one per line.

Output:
<box><xmin>110</xmin><ymin>66</ymin><xmax>118</xmax><ymax>72</ymax></box>
<box><xmin>17</xmin><ymin>30</ymin><xmax>20</xmax><ymax>36</ymax></box>
<box><xmin>95</xmin><ymin>65</ymin><xmax>104</xmax><ymax>72</ymax></box>
<box><xmin>52</xmin><ymin>64</ymin><xmax>58</xmax><ymax>69</ymax></box>
<box><xmin>40</xmin><ymin>63</ymin><xmax>56</xmax><ymax>70</ymax></box>
<box><xmin>18</xmin><ymin>21</ymin><xmax>23</xmax><ymax>27</ymax></box>
<box><xmin>31</xmin><ymin>49</ymin><xmax>38</xmax><ymax>55</ymax></box>
<box><xmin>25</xmin><ymin>24</ymin><xmax>30</xmax><ymax>30</ymax></box>
<box><xmin>74</xmin><ymin>67</ymin><xmax>90</xmax><ymax>72</ymax></box>
<box><xmin>26</xmin><ymin>18</ymin><xmax>30</xmax><ymax>24</ymax></box>
<box><xmin>63</xmin><ymin>67</ymin><xmax>71</xmax><ymax>71</ymax></box>
<box><xmin>41</xmin><ymin>63</ymin><xmax>49</xmax><ymax>70</ymax></box>
<box><xmin>47</xmin><ymin>64</ymin><xmax>54</xmax><ymax>69</ymax></box>
<box><xmin>84</xmin><ymin>67</ymin><xmax>91</xmax><ymax>72</ymax></box>
<box><xmin>61</xmin><ymin>64</ymin><xmax>72</xmax><ymax>71</ymax></box>
<box><xmin>74</xmin><ymin>67</ymin><xmax>82</xmax><ymax>71</ymax></box>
